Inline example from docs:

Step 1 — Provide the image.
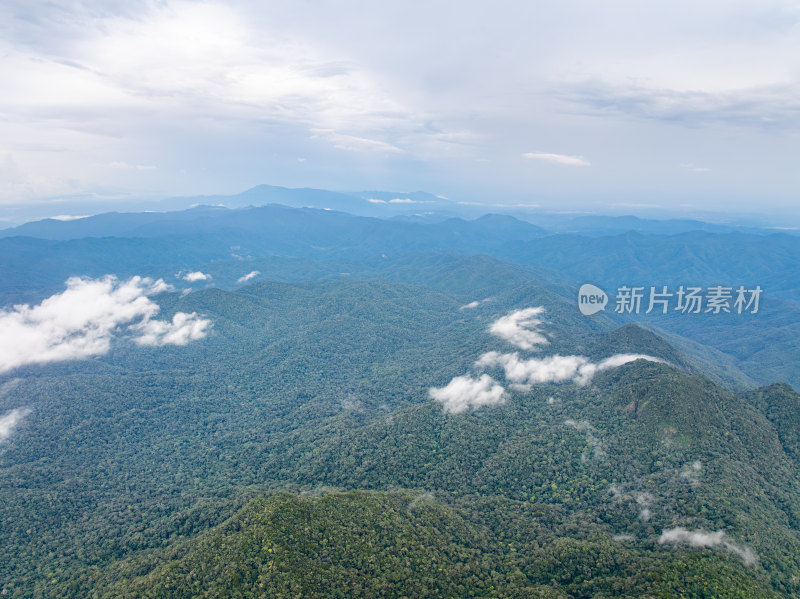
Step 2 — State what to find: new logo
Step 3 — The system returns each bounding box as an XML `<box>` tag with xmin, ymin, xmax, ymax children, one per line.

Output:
<box><xmin>578</xmin><ymin>283</ymin><xmax>608</xmax><ymax>315</ymax></box>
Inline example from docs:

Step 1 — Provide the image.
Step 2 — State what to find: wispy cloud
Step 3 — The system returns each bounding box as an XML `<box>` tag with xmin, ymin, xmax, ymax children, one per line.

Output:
<box><xmin>679</xmin><ymin>460</ymin><xmax>703</xmax><ymax>485</ymax></box>
<box><xmin>558</xmin><ymin>81</ymin><xmax>800</xmax><ymax>130</ymax></box>
<box><xmin>680</xmin><ymin>163</ymin><xmax>710</xmax><ymax>172</ymax></box>
<box><xmin>659</xmin><ymin>527</ymin><xmax>757</xmax><ymax>566</ymax></box>
<box><xmin>310</xmin><ymin>129</ymin><xmax>403</xmax><ymax>153</ymax></box>
<box><xmin>108</xmin><ymin>161</ymin><xmax>156</xmax><ymax>171</ymax></box>
<box><xmin>489</xmin><ymin>307</ymin><xmax>548</xmax><ymax>350</ymax></box>
<box><xmin>182</xmin><ymin>271</ymin><xmax>211</xmax><ymax>282</ymax></box>
<box><xmin>0</xmin><ymin>407</ymin><xmax>30</xmax><ymax>443</ymax></box>
<box><xmin>523</xmin><ymin>152</ymin><xmax>591</xmax><ymax>167</ymax></box>
<box><xmin>0</xmin><ymin>275</ymin><xmax>210</xmax><ymax>373</ymax></box>
<box><xmin>236</xmin><ymin>270</ymin><xmax>260</xmax><ymax>284</ymax></box>
<box><xmin>429</xmin><ymin>374</ymin><xmax>506</xmax><ymax>414</ymax></box>
<box><xmin>459</xmin><ymin>297</ymin><xmax>492</xmax><ymax>311</ymax></box>
<box><xmin>564</xmin><ymin>418</ymin><xmax>607</xmax><ymax>461</ymax></box>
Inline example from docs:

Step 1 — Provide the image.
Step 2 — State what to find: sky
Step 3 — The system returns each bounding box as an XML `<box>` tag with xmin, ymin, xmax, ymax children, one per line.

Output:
<box><xmin>1</xmin><ymin>0</ymin><xmax>799</xmax><ymax>223</ymax></box>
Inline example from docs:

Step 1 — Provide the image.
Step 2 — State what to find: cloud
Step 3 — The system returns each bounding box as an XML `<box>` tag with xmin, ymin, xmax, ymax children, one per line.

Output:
<box><xmin>429</xmin><ymin>374</ymin><xmax>506</xmax><ymax>414</ymax></box>
<box><xmin>478</xmin><ymin>351</ymin><xmax>585</xmax><ymax>384</ymax></box>
<box><xmin>431</xmin><ymin>306</ymin><xmax>666</xmax><ymax>414</ymax></box>
<box><xmin>366</xmin><ymin>198</ymin><xmax>387</xmax><ymax>204</ymax></box>
<box><xmin>679</xmin><ymin>460</ymin><xmax>703</xmax><ymax>485</ymax></box>
<box><xmin>236</xmin><ymin>270</ymin><xmax>260</xmax><ymax>284</ymax></box>
<box><xmin>574</xmin><ymin>353</ymin><xmax>666</xmax><ymax>385</ymax></box>
<box><xmin>310</xmin><ymin>129</ymin><xmax>403</xmax><ymax>153</ymax></box>
<box><xmin>0</xmin><ymin>407</ymin><xmax>30</xmax><ymax>443</ymax></box>
<box><xmin>680</xmin><ymin>163</ymin><xmax>710</xmax><ymax>172</ymax></box>
<box><xmin>476</xmin><ymin>351</ymin><xmax>662</xmax><ymax>386</ymax></box>
<box><xmin>459</xmin><ymin>297</ymin><xmax>493</xmax><ymax>311</ymax></box>
<box><xmin>130</xmin><ymin>311</ymin><xmax>210</xmax><ymax>346</ymax></box>
<box><xmin>523</xmin><ymin>152</ymin><xmax>591</xmax><ymax>167</ymax></box>
<box><xmin>182</xmin><ymin>271</ymin><xmax>211</xmax><ymax>282</ymax></box>
<box><xmin>389</xmin><ymin>198</ymin><xmax>416</xmax><ymax>203</ymax></box>
<box><xmin>108</xmin><ymin>161</ymin><xmax>156</xmax><ymax>171</ymax></box>
<box><xmin>558</xmin><ymin>81</ymin><xmax>800</xmax><ymax>130</ymax></box>
<box><xmin>489</xmin><ymin>307</ymin><xmax>549</xmax><ymax>350</ymax></box>
<box><xmin>564</xmin><ymin>418</ymin><xmax>606</xmax><ymax>461</ymax></box>
<box><xmin>659</xmin><ymin>527</ymin><xmax>757</xmax><ymax>566</ymax></box>
<box><xmin>0</xmin><ymin>275</ymin><xmax>209</xmax><ymax>373</ymax></box>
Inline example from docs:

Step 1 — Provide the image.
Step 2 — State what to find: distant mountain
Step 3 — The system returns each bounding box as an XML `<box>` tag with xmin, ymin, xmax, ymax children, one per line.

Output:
<box><xmin>3</xmin><ymin>184</ymin><xmax>790</xmax><ymax>236</ymax></box>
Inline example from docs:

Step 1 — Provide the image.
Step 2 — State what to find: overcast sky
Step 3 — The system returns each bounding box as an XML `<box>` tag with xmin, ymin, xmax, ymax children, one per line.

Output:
<box><xmin>1</xmin><ymin>0</ymin><xmax>799</xmax><ymax>221</ymax></box>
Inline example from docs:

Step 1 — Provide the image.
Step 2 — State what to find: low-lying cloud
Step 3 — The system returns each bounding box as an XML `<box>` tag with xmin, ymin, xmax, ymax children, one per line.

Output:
<box><xmin>0</xmin><ymin>276</ymin><xmax>211</xmax><ymax>373</ymax></box>
<box><xmin>131</xmin><ymin>311</ymin><xmax>210</xmax><ymax>346</ymax></box>
<box><xmin>429</xmin><ymin>374</ymin><xmax>506</xmax><ymax>414</ymax></box>
<box><xmin>564</xmin><ymin>418</ymin><xmax>607</xmax><ymax>461</ymax></box>
<box><xmin>489</xmin><ymin>307</ymin><xmax>548</xmax><ymax>350</ymax></box>
<box><xmin>182</xmin><ymin>271</ymin><xmax>212</xmax><ymax>282</ymax></box>
<box><xmin>430</xmin><ymin>306</ymin><xmax>666</xmax><ymax>414</ymax></box>
<box><xmin>0</xmin><ymin>407</ymin><xmax>30</xmax><ymax>443</ymax></box>
<box><xmin>659</xmin><ymin>527</ymin><xmax>757</xmax><ymax>566</ymax></box>
<box><xmin>237</xmin><ymin>270</ymin><xmax>260</xmax><ymax>284</ymax></box>
<box><xmin>477</xmin><ymin>351</ymin><xmax>662</xmax><ymax>387</ymax></box>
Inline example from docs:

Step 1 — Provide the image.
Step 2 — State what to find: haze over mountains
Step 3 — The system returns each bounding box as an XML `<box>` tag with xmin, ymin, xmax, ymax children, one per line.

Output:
<box><xmin>1</xmin><ymin>185</ymin><xmax>799</xmax><ymax>597</ymax></box>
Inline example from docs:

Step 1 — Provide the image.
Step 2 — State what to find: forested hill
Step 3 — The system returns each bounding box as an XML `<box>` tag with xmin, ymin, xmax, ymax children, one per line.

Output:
<box><xmin>1</xmin><ymin>201</ymin><xmax>799</xmax><ymax>597</ymax></box>
<box><xmin>0</xmin><ymin>271</ymin><xmax>799</xmax><ymax>597</ymax></box>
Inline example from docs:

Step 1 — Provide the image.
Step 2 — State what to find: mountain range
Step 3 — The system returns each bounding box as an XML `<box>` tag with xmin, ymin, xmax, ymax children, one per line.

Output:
<box><xmin>0</xmin><ymin>186</ymin><xmax>798</xmax><ymax>597</ymax></box>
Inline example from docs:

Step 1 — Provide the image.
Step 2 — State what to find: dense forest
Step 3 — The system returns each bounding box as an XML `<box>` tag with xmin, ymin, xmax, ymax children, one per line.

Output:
<box><xmin>1</xmin><ymin>205</ymin><xmax>799</xmax><ymax>597</ymax></box>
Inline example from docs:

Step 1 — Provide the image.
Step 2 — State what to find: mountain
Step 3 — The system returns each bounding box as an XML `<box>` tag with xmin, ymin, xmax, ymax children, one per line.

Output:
<box><xmin>1</xmin><ymin>201</ymin><xmax>798</xmax><ymax>389</ymax></box>
<box><xmin>1</xmin><ymin>267</ymin><xmax>799</xmax><ymax>597</ymax></box>
<box><xmin>1</xmin><ymin>194</ymin><xmax>799</xmax><ymax>597</ymax></box>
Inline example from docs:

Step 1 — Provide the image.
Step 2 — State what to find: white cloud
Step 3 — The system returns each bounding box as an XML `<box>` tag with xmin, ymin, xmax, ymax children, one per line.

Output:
<box><xmin>489</xmin><ymin>307</ymin><xmax>549</xmax><ymax>350</ymax></box>
<box><xmin>509</xmin><ymin>383</ymin><xmax>532</xmax><ymax>392</ymax></box>
<box><xmin>131</xmin><ymin>311</ymin><xmax>210</xmax><ymax>346</ymax></box>
<box><xmin>432</xmin><ymin>305</ymin><xmax>666</xmax><ymax>414</ymax></box>
<box><xmin>389</xmin><ymin>198</ymin><xmax>416</xmax><ymax>203</ymax></box>
<box><xmin>523</xmin><ymin>152</ymin><xmax>591</xmax><ymax>167</ymax></box>
<box><xmin>182</xmin><ymin>271</ymin><xmax>211</xmax><ymax>282</ymax></box>
<box><xmin>477</xmin><ymin>351</ymin><xmax>664</xmax><ymax>387</ymax></box>
<box><xmin>659</xmin><ymin>527</ymin><xmax>757</xmax><ymax>566</ymax></box>
<box><xmin>429</xmin><ymin>373</ymin><xmax>506</xmax><ymax>414</ymax></box>
<box><xmin>0</xmin><ymin>275</ymin><xmax>209</xmax><ymax>373</ymax></box>
<box><xmin>478</xmin><ymin>351</ymin><xmax>585</xmax><ymax>384</ymax></box>
<box><xmin>459</xmin><ymin>297</ymin><xmax>492</xmax><ymax>311</ymax></box>
<box><xmin>574</xmin><ymin>353</ymin><xmax>666</xmax><ymax>385</ymax></box>
<box><xmin>310</xmin><ymin>129</ymin><xmax>403</xmax><ymax>153</ymax></box>
<box><xmin>0</xmin><ymin>407</ymin><xmax>30</xmax><ymax>443</ymax></box>
<box><xmin>236</xmin><ymin>270</ymin><xmax>260</xmax><ymax>284</ymax></box>
<box><xmin>366</xmin><ymin>198</ymin><xmax>387</xmax><ymax>204</ymax></box>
